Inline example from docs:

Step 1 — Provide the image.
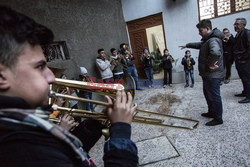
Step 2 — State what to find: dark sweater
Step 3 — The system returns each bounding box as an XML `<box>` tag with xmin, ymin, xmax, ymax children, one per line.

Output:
<box><xmin>0</xmin><ymin>95</ymin><xmax>138</xmax><ymax>167</ymax></box>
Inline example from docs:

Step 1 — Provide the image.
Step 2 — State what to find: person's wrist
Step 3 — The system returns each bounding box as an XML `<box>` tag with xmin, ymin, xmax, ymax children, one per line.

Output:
<box><xmin>109</xmin><ymin>122</ymin><xmax>131</xmax><ymax>139</ymax></box>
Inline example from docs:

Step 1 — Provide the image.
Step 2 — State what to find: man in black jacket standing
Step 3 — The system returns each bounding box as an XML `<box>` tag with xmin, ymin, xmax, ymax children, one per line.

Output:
<box><xmin>180</xmin><ymin>19</ymin><xmax>224</xmax><ymax>126</ymax></box>
<box><xmin>222</xmin><ymin>28</ymin><xmax>234</xmax><ymax>84</ymax></box>
<box><xmin>162</xmin><ymin>48</ymin><xmax>175</xmax><ymax>88</ymax></box>
<box><xmin>0</xmin><ymin>6</ymin><xmax>138</xmax><ymax>167</ymax></box>
<box><xmin>233</xmin><ymin>18</ymin><xmax>250</xmax><ymax>103</ymax></box>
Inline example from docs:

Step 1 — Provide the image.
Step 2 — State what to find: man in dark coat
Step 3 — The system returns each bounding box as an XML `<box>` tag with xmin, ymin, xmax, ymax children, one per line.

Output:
<box><xmin>180</xmin><ymin>19</ymin><xmax>224</xmax><ymax>126</ymax></box>
<box><xmin>233</xmin><ymin>18</ymin><xmax>250</xmax><ymax>103</ymax></box>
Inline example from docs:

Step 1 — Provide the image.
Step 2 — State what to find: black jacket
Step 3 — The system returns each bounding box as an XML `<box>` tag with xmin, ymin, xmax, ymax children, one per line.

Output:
<box><xmin>140</xmin><ymin>53</ymin><xmax>154</xmax><ymax>69</ymax></box>
<box><xmin>233</xmin><ymin>28</ymin><xmax>250</xmax><ymax>61</ymax></box>
<box><xmin>181</xmin><ymin>56</ymin><xmax>195</xmax><ymax>71</ymax></box>
<box><xmin>223</xmin><ymin>35</ymin><xmax>234</xmax><ymax>64</ymax></box>
<box><xmin>186</xmin><ymin>28</ymin><xmax>224</xmax><ymax>78</ymax></box>
<box><xmin>162</xmin><ymin>54</ymin><xmax>174</xmax><ymax>69</ymax></box>
<box><xmin>0</xmin><ymin>95</ymin><xmax>138</xmax><ymax>167</ymax></box>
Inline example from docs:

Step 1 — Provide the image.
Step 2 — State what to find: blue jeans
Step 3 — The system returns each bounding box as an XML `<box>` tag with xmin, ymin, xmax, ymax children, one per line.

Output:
<box><xmin>202</xmin><ymin>77</ymin><xmax>223</xmax><ymax>121</ymax></box>
<box><xmin>185</xmin><ymin>69</ymin><xmax>194</xmax><ymax>85</ymax></box>
<box><xmin>127</xmin><ymin>66</ymin><xmax>139</xmax><ymax>89</ymax></box>
<box><xmin>82</xmin><ymin>92</ymin><xmax>94</xmax><ymax>111</ymax></box>
<box><xmin>103</xmin><ymin>77</ymin><xmax>114</xmax><ymax>84</ymax></box>
<box><xmin>113</xmin><ymin>73</ymin><xmax>123</xmax><ymax>80</ymax></box>
<box><xmin>144</xmin><ymin>67</ymin><xmax>153</xmax><ymax>87</ymax></box>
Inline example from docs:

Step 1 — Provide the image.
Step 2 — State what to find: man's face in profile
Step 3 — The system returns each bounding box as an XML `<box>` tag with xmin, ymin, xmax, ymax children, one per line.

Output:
<box><xmin>99</xmin><ymin>50</ymin><xmax>106</xmax><ymax>58</ymax></box>
<box><xmin>234</xmin><ymin>20</ymin><xmax>245</xmax><ymax>32</ymax></box>
<box><xmin>4</xmin><ymin>44</ymin><xmax>55</xmax><ymax>108</ymax></box>
<box><xmin>198</xmin><ymin>27</ymin><xmax>209</xmax><ymax>37</ymax></box>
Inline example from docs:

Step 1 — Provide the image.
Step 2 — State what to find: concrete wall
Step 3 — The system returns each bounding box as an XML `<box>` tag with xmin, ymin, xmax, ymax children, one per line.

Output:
<box><xmin>121</xmin><ymin>0</ymin><xmax>250</xmax><ymax>83</ymax></box>
<box><xmin>0</xmin><ymin>0</ymin><xmax>128</xmax><ymax>79</ymax></box>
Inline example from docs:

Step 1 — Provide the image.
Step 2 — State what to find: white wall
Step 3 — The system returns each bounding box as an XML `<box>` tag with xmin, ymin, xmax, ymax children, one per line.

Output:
<box><xmin>121</xmin><ymin>0</ymin><xmax>250</xmax><ymax>83</ymax></box>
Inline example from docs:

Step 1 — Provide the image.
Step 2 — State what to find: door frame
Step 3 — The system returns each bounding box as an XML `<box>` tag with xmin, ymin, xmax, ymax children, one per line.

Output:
<box><xmin>127</xmin><ymin>13</ymin><xmax>166</xmax><ymax>78</ymax></box>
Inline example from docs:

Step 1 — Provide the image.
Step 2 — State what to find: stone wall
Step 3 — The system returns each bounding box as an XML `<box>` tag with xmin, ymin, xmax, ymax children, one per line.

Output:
<box><xmin>0</xmin><ymin>0</ymin><xmax>128</xmax><ymax>79</ymax></box>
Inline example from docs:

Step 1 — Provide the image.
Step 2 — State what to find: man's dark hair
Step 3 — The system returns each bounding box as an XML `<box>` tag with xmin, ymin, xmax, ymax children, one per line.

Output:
<box><xmin>0</xmin><ymin>6</ymin><xmax>54</xmax><ymax>68</ymax></box>
<box><xmin>185</xmin><ymin>50</ymin><xmax>190</xmax><ymax>54</ymax></box>
<box><xmin>163</xmin><ymin>48</ymin><xmax>168</xmax><ymax>53</ymax></box>
<box><xmin>120</xmin><ymin>43</ymin><xmax>126</xmax><ymax>49</ymax></box>
<box><xmin>196</xmin><ymin>19</ymin><xmax>212</xmax><ymax>30</ymax></box>
<box><xmin>236</xmin><ymin>17</ymin><xmax>247</xmax><ymax>26</ymax></box>
<box><xmin>222</xmin><ymin>28</ymin><xmax>229</xmax><ymax>32</ymax></box>
<box><xmin>110</xmin><ymin>48</ymin><xmax>116</xmax><ymax>53</ymax></box>
<box><xmin>143</xmin><ymin>47</ymin><xmax>149</xmax><ymax>52</ymax></box>
<box><xmin>97</xmin><ymin>48</ymin><xmax>104</xmax><ymax>54</ymax></box>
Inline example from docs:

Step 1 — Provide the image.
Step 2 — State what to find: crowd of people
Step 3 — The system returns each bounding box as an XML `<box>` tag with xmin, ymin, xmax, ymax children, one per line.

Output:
<box><xmin>179</xmin><ymin>17</ymin><xmax>250</xmax><ymax>126</ymax></box>
<box><xmin>0</xmin><ymin>4</ymin><xmax>249</xmax><ymax>167</ymax></box>
<box><xmin>95</xmin><ymin>44</ymin><xmax>177</xmax><ymax>90</ymax></box>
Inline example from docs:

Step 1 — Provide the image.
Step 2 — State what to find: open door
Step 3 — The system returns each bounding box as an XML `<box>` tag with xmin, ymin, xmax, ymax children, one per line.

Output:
<box><xmin>127</xmin><ymin>13</ymin><xmax>166</xmax><ymax>79</ymax></box>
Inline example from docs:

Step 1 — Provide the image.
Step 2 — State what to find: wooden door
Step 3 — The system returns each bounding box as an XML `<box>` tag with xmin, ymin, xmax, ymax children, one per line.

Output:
<box><xmin>129</xmin><ymin>29</ymin><xmax>148</xmax><ymax>78</ymax></box>
<box><xmin>127</xmin><ymin>13</ymin><xmax>165</xmax><ymax>78</ymax></box>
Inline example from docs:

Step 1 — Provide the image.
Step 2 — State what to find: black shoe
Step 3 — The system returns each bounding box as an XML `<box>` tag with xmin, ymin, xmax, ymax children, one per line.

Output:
<box><xmin>136</xmin><ymin>88</ymin><xmax>143</xmax><ymax>90</ymax></box>
<box><xmin>190</xmin><ymin>84</ymin><xmax>194</xmax><ymax>88</ymax></box>
<box><xmin>201</xmin><ymin>112</ymin><xmax>214</xmax><ymax>118</ymax></box>
<box><xmin>238</xmin><ymin>98</ymin><xmax>250</xmax><ymax>103</ymax></box>
<box><xmin>224</xmin><ymin>80</ymin><xmax>230</xmax><ymax>84</ymax></box>
<box><xmin>235</xmin><ymin>93</ymin><xmax>246</xmax><ymax>97</ymax></box>
<box><xmin>205</xmin><ymin>119</ymin><xmax>223</xmax><ymax>126</ymax></box>
<box><xmin>184</xmin><ymin>84</ymin><xmax>189</xmax><ymax>88</ymax></box>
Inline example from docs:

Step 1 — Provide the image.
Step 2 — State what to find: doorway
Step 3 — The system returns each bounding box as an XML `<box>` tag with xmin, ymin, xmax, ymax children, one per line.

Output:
<box><xmin>127</xmin><ymin>13</ymin><xmax>166</xmax><ymax>79</ymax></box>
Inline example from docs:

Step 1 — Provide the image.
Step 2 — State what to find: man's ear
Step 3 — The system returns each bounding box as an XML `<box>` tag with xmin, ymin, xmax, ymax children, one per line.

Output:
<box><xmin>0</xmin><ymin>64</ymin><xmax>10</xmax><ymax>90</ymax></box>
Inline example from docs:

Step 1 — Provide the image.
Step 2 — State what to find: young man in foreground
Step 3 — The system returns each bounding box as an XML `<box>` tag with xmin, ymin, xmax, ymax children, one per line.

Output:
<box><xmin>0</xmin><ymin>6</ymin><xmax>138</xmax><ymax>166</ymax></box>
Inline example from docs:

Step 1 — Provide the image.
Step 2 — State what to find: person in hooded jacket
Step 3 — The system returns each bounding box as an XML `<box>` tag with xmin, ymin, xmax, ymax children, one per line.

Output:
<box><xmin>180</xmin><ymin>19</ymin><xmax>224</xmax><ymax>126</ymax></box>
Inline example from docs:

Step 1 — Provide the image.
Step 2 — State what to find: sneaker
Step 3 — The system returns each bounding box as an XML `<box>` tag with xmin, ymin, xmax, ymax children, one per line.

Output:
<box><xmin>201</xmin><ymin>112</ymin><xmax>214</xmax><ymax>118</ymax></box>
<box><xmin>168</xmin><ymin>84</ymin><xmax>172</xmax><ymax>87</ymax></box>
<box><xmin>163</xmin><ymin>85</ymin><xmax>167</xmax><ymax>88</ymax></box>
<box><xmin>190</xmin><ymin>84</ymin><xmax>194</xmax><ymax>88</ymax></box>
<box><xmin>184</xmin><ymin>84</ymin><xmax>189</xmax><ymax>88</ymax></box>
<box><xmin>205</xmin><ymin>119</ymin><xmax>223</xmax><ymax>126</ymax></box>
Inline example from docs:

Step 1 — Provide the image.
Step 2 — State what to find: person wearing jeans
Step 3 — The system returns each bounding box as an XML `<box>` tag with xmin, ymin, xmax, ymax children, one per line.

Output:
<box><xmin>233</xmin><ymin>18</ymin><xmax>250</xmax><ymax>103</ymax></box>
<box><xmin>202</xmin><ymin>77</ymin><xmax>223</xmax><ymax>122</ymax></box>
<box><xmin>120</xmin><ymin>43</ymin><xmax>142</xmax><ymax>90</ymax></box>
<box><xmin>140</xmin><ymin>47</ymin><xmax>154</xmax><ymax>88</ymax></box>
<box><xmin>181</xmin><ymin>50</ymin><xmax>196</xmax><ymax>88</ymax></box>
<box><xmin>185</xmin><ymin>70</ymin><xmax>194</xmax><ymax>87</ymax></box>
<box><xmin>180</xmin><ymin>19</ymin><xmax>224</xmax><ymax>126</ymax></box>
<box><xmin>144</xmin><ymin>67</ymin><xmax>154</xmax><ymax>88</ymax></box>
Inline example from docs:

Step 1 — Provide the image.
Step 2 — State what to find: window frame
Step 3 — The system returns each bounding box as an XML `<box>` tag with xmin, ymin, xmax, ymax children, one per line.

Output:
<box><xmin>198</xmin><ymin>0</ymin><xmax>250</xmax><ymax>20</ymax></box>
